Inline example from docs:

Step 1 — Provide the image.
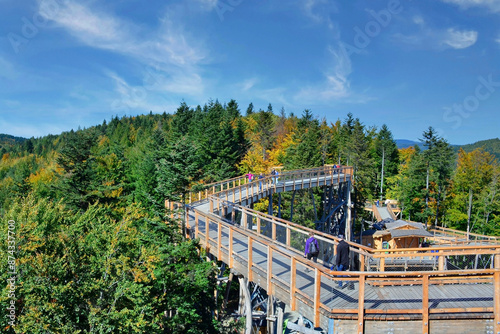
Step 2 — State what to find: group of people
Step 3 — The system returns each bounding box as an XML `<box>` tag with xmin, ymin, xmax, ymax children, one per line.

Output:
<box><xmin>304</xmin><ymin>232</ymin><xmax>353</xmax><ymax>289</ymax></box>
<box><xmin>245</xmin><ymin>169</ymin><xmax>280</xmax><ymax>191</ymax></box>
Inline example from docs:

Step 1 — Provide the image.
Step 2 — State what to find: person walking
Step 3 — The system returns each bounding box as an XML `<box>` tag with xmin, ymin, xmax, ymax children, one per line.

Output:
<box><xmin>258</xmin><ymin>172</ymin><xmax>264</xmax><ymax>191</ymax></box>
<box><xmin>335</xmin><ymin>234</ymin><xmax>352</xmax><ymax>289</ymax></box>
<box><xmin>304</xmin><ymin>232</ymin><xmax>320</xmax><ymax>270</ymax></box>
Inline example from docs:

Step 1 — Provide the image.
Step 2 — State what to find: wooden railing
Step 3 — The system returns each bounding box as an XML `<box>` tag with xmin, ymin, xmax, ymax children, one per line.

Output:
<box><xmin>207</xmin><ymin>196</ymin><xmax>500</xmax><ymax>273</ymax></box>
<box><xmin>184</xmin><ymin>165</ymin><xmax>353</xmax><ymax>204</ymax></box>
<box><xmin>183</xmin><ymin>205</ymin><xmax>500</xmax><ymax>333</ymax></box>
<box><xmin>429</xmin><ymin>225</ymin><xmax>500</xmax><ymax>244</ymax></box>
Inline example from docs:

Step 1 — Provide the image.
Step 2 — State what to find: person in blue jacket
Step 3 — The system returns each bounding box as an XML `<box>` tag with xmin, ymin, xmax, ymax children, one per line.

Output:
<box><xmin>304</xmin><ymin>232</ymin><xmax>319</xmax><ymax>263</ymax></box>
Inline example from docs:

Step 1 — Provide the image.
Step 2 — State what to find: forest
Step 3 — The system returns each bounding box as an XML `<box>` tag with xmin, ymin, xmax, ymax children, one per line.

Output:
<box><xmin>1</xmin><ymin>99</ymin><xmax>499</xmax><ymax>333</ymax></box>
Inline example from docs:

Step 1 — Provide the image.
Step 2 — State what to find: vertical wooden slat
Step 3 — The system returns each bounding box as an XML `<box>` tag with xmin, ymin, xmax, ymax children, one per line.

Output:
<box><xmin>248</xmin><ymin>237</ymin><xmax>253</xmax><ymax>282</ymax></box>
<box><xmin>286</xmin><ymin>224</ymin><xmax>291</xmax><ymax>247</ymax></box>
<box><xmin>357</xmin><ymin>274</ymin><xmax>366</xmax><ymax>334</ymax></box>
<box><xmin>422</xmin><ymin>274</ymin><xmax>429</xmax><ymax>334</ymax></box>
<box><xmin>267</xmin><ymin>247</ymin><xmax>273</xmax><ymax>295</ymax></box>
<box><xmin>257</xmin><ymin>216</ymin><xmax>261</xmax><ymax>234</ymax></box>
<box><xmin>218</xmin><ymin>222</ymin><xmax>222</xmax><ymax>260</ymax></box>
<box><xmin>205</xmin><ymin>217</ymin><xmax>210</xmax><ymax>254</ymax></box>
<box><xmin>494</xmin><ymin>271</ymin><xmax>500</xmax><ymax>334</ymax></box>
<box><xmin>195</xmin><ymin>211</ymin><xmax>199</xmax><ymax>239</ymax></box>
<box><xmin>272</xmin><ymin>219</ymin><xmax>276</xmax><ymax>241</ymax></box>
<box><xmin>229</xmin><ymin>228</ymin><xmax>233</xmax><ymax>268</ymax></box>
<box><xmin>359</xmin><ymin>254</ymin><xmax>365</xmax><ymax>272</ymax></box>
<box><xmin>185</xmin><ymin>207</ymin><xmax>190</xmax><ymax>239</ymax></box>
<box><xmin>314</xmin><ymin>269</ymin><xmax>321</xmax><ymax>327</ymax></box>
<box><xmin>290</xmin><ymin>257</ymin><xmax>297</xmax><ymax>311</ymax></box>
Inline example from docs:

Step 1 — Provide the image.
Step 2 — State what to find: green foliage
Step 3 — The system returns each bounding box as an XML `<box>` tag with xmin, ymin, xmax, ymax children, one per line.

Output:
<box><xmin>1</xmin><ymin>195</ymin><xmax>220</xmax><ymax>333</ymax></box>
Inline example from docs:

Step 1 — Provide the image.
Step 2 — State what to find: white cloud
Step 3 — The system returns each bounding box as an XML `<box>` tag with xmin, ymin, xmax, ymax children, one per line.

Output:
<box><xmin>440</xmin><ymin>0</ymin><xmax>500</xmax><ymax>12</ymax></box>
<box><xmin>394</xmin><ymin>23</ymin><xmax>478</xmax><ymax>50</ymax></box>
<box><xmin>0</xmin><ymin>56</ymin><xmax>18</xmax><ymax>80</ymax></box>
<box><xmin>442</xmin><ymin>28</ymin><xmax>478</xmax><ymax>49</ymax></box>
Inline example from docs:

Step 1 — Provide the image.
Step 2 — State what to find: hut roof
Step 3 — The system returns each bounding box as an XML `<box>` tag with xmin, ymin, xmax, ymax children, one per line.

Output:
<box><xmin>390</xmin><ymin>229</ymin><xmax>433</xmax><ymax>238</ymax></box>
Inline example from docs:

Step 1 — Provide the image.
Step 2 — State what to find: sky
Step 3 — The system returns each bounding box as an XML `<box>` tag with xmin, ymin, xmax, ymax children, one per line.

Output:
<box><xmin>0</xmin><ymin>0</ymin><xmax>499</xmax><ymax>145</ymax></box>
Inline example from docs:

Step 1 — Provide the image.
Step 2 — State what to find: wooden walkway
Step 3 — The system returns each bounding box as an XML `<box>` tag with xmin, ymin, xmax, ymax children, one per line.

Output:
<box><xmin>178</xmin><ymin>166</ymin><xmax>500</xmax><ymax>333</ymax></box>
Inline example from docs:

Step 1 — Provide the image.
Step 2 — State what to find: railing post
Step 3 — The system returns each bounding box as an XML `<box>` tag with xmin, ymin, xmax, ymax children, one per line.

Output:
<box><xmin>438</xmin><ymin>255</ymin><xmax>445</xmax><ymax>271</ymax></box>
<box><xmin>379</xmin><ymin>256</ymin><xmax>385</xmax><ymax>272</ymax></box>
<box><xmin>272</xmin><ymin>220</ymin><xmax>276</xmax><ymax>241</ymax></box>
<box><xmin>185</xmin><ymin>207</ymin><xmax>190</xmax><ymax>238</ymax></box>
<box><xmin>205</xmin><ymin>217</ymin><xmax>210</xmax><ymax>253</ymax></box>
<box><xmin>290</xmin><ymin>257</ymin><xmax>297</xmax><ymax>311</ymax></box>
<box><xmin>286</xmin><ymin>224</ymin><xmax>291</xmax><ymax>247</ymax></box>
<box><xmin>229</xmin><ymin>228</ymin><xmax>233</xmax><ymax>268</ymax></box>
<box><xmin>494</xmin><ymin>271</ymin><xmax>500</xmax><ymax>334</ymax></box>
<box><xmin>248</xmin><ymin>237</ymin><xmax>253</xmax><ymax>282</ymax></box>
<box><xmin>359</xmin><ymin>254</ymin><xmax>365</xmax><ymax>272</ymax></box>
<box><xmin>218</xmin><ymin>222</ymin><xmax>222</xmax><ymax>260</ymax></box>
<box><xmin>195</xmin><ymin>211</ymin><xmax>199</xmax><ymax>239</ymax></box>
<box><xmin>422</xmin><ymin>274</ymin><xmax>429</xmax><ymax>334</ymax></box>
<box><xmin>357</xmin><ymin>274</ymin><xmax>365</xmax><ymax>334</ymax></box>
<box><xmin>267</xmin><ymin>247</ymin><xmax>273</xmax><ymax>295</ymax></box>
<box><xmin>314</xmin><ymin>268</ymin><xmax>321</xmax><ymax>327</ymax></box>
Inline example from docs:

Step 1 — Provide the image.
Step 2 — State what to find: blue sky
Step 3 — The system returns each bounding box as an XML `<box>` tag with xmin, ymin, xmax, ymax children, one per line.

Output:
<box><xmin>1</xmin><ymin>0</ymin><xmax>499</xmax><ymax>145</ymax></box>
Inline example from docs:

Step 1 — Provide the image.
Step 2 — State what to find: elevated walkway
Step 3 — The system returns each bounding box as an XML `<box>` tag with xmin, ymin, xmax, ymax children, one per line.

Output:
<box><xmin>171</xmin><ymin>166</ymin><xmax>500</xmax><ymax>333</ymax></box>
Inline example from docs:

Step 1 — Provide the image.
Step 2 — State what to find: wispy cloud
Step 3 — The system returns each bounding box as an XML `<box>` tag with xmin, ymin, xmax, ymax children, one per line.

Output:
<box><xmin>38</xmin><ymin>0</ymin><xmax>207</xmax><ymax>97</ymax></box>
<box><xmin>301</xmin><ymin>0</ymin><xmax>338</xmax><ymax>30</ymax></box>
<box><xmin>440</xmin><ymin>0</ymin><xmax>500</xmax><ymax>13</ymax></box>
<box><xmin>394</xmin><ymin>17</ymin><xmax>477</xmax><ymax>50</ymax></box>
<box><xmin>295</xmin><ymin>45</ymin><xmax>351</xmax><ymax>102</ymax></box>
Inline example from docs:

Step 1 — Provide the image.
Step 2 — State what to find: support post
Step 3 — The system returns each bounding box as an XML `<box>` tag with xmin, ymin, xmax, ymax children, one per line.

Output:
<box><xmin>346</xmin><ymin>181</ymin><xmax>352</xmax><ymax>242</ymax></box>
<box><xmin>238</xmin><ymin>276</ymin><xmax>253</xmax><ymax>334</ymax></box>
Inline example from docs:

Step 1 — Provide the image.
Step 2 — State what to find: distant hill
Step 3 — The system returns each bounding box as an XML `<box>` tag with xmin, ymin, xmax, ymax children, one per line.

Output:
<box><xmin>395</xmin><ymin>139</ymin><xmax>424</xmax><ymax>149</ymax></box>
<box><xmin>455</xmin><ymin>138</ymin><xmax>500</xmax><ymax>160</ymax></box>
<box><xmin>0</xmin><ymin>134</ymin><xmax>27</xmax><ymax>153</ymax></box>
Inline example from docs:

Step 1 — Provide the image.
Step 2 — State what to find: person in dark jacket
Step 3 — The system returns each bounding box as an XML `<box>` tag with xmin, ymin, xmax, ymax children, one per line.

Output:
<box><xmin>335</xmin><ymin>234</ymin><xmax>352</xmax><ymax>289</ymax></box>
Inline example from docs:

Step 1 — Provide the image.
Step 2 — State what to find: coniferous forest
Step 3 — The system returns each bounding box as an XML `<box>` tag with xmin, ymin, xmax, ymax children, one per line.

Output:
<box><xmin>1</xmin><ymin>99</ymin><xmax>499</xmax><ymax>333</ymax></box>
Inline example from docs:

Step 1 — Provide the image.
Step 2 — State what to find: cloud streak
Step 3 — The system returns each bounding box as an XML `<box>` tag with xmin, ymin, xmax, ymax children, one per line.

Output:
<box><xmin>38</xmin><ymin>0</ymin><xmax>208</xmax><ymax>98</ymax></box>
<box><xmin>440</xmin><ymin>0</ymin><xmax>500</xmax><ymax>13</ymax></box>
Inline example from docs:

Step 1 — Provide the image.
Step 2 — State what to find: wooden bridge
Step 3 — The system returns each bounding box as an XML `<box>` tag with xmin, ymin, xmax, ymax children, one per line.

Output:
<box><xmin>169</xmin><ymin>166</ymin><xmax>500</xmax><ymax>334</ymax></box>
